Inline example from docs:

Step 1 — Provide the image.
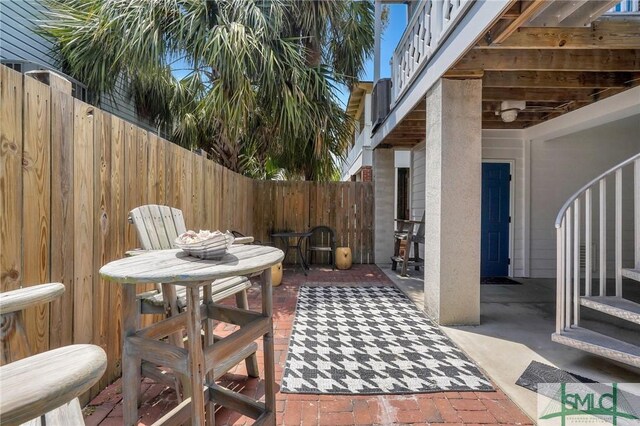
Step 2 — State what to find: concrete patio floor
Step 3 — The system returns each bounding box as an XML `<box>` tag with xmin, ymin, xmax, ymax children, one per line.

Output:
<box><xmin>84</xmin><ymin>265</ymin><xmax>532</xmax><ymax>425</ymax></box>
<box><xmin>383</xmin><ymin>265</ymin><xmax>640</xmax><ymax>421</ymax></box>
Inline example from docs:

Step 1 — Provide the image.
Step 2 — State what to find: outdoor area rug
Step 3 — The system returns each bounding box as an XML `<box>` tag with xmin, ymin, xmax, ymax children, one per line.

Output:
<box><xmin>481</xmin><ymin>276</ymin><xmax>522</xmax><ymax>285</ymax></box>
<box><xmin>281</xmin><ymin>286</ymin><xmax>494</xmax><ymax>394</ymax></box>
<box><xmin>516</xmin><ymin>360</ymin><xmax>596</xmax><ymax>393</ymax></box>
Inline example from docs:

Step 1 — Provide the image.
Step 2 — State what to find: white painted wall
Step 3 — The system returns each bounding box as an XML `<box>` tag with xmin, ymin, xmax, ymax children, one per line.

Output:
<box><xmin>528</xmin><ymin>114</ymin><xmax>640</xmax><ymax>278</ymax></box>
<box><xmin>410</xmin><ymin>141</ymin><xmax>426</xmax><ymax>222</ymax></box>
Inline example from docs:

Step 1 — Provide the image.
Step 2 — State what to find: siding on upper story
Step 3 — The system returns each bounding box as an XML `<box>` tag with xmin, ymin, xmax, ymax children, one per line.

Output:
<box><xmin>1</xmin><ymin>0</ymin><xmax>57</xmax><ymax>68</ymax></box>
<box><xmin>410</xmin><ymin>141</ymin><xmax>426</xmax><ymax>222</ymax></box>
<box><xmin>0</xmin><ymin>0</ymin><xmax>156</xmax><ymax>133</ymax></box>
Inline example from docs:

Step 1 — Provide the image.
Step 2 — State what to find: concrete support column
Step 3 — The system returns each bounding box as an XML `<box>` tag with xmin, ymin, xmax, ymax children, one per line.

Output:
<box><xmin>424</xmin><ymin>78</ymin><xmax>482</xmax><ymax>325</ymax></box>
<box><xmin>374</xmin><ymin>148</ymin><xmax>395</xmax><ymax>264</ymax></box>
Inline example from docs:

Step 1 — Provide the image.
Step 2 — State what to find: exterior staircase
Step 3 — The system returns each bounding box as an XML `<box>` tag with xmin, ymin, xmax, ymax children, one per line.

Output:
<box><xmin>553</xmin><ymin>153</ymin><xmax>640</xmax><ymax>368</ymax></box>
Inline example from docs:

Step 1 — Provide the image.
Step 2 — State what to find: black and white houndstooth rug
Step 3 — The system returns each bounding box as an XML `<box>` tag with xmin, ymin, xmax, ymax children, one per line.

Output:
<box><xmin>281</xmin><ymin>286</ymin><xmax>493</xmax><ymax>395</ymax></box>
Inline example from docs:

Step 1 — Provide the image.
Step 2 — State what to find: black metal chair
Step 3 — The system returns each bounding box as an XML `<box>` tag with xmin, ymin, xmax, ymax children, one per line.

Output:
<box><xmin>306</xmin><ymin>226</ymin><xmax>336</xmax><ymax>270</ymax></box>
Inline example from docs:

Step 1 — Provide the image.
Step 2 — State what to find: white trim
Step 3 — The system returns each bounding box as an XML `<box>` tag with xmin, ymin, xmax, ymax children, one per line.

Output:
<box><xmin>523</xmin><ymin>139</ymin><xmax>531</xmax><ymax>277</ymax></box>
<box><xmin>523</xmin><ymin>86</ymin><xmax>640</xmax><ymax>142</ymax></box>
<box><xmin>482</xmin><ymin>159</ymin><xmax>516</xmax><ymax>277</ymax></box>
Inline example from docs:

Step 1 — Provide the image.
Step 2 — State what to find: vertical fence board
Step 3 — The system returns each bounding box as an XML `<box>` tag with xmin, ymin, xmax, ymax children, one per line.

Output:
<box><xmin>124</xmin><ymin>122</ymin><xmax>138</xmax><ymax>252</ymax></box>
<box><xmin>49</xmin><ymin>85</ymin><xmax>74</xmax><ymax>349</ymax></box>
<box><xmin>22</xmin><ymin>76</ymin><xmax>51</xmax><ymax>354</ymax></box>
<box><xmin>107</xmin><ymin>114</ymin><xmax>125</xmax><ymax>381</ymax></box>
<box><xmin>73</xmin><ymin>99</ymin><xmax>94</xmax><ymax>344</ymax></box>
<box><xmin>1</xmin><ymin>67</ymin><xmax>24</xmax><ymax>294</ymax></box>
<box><xmin>92</xmin><ymin>109</ymin><xmax>112</xmax><ymax>394</ymax></box>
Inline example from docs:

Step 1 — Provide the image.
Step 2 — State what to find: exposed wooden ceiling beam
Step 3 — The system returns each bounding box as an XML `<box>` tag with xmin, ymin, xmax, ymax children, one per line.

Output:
<box><xmin>483</xmin><ymin>120</ymin><xmax>542</xmax><ymax>129</ymax></box>
<box><xmin>483</xmin><ymin>100</ymin><xmax>567</xmax><ymax>111</ymax></box>
<box><xmin>403</xmin><ymin>111</ymin><xmax>426</xmax><ymax>121</ymax></box>
<box><xmin>454</xmin><ymin>49</ymin><xmax>640</xmax><ymax>71</ymax></box>
<box><xmin>482</xmin><ymin>71</ymin><xmax>640</xmax><ymax>88</ymax></box>
<box><xmin>384</xmin><ymin>138</ymin><xmax>424</xmax><ymax>146</ymax></box>
<box><xmin>551</xmin><ymin>0</ymin><xmax>621</xmax><ymax>28</ymax></box>
<box><xmin>523</xmin><ymin>0</ymin><xmax>591</xmax><ymax>27</ymax></box>
<box><xmin>483</xmin><ymin>87</ymin><xmax>605</xmax><ymax>101</ymax></box>
<box><xmin>478</xmin><ymin>18</ymin><xmax>640</xmax><ymax>50</ymax></box>
<box><xmin>491</xmin><ymin>0</ymin><xmax>551</xmax><ymax>44</ymax></box>
<box><xmin>483</xmin><ymin>111</ymin><xmax>563</xmax><ymax>121</ymax></box>
<box><xmin>443</xmin><ymin>69</ymin><xmax>485</xmax><ymax>79</ymax></box>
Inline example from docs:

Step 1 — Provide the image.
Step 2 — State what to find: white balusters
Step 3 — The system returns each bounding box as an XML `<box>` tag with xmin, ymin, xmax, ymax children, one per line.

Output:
<box><xmin>600</xmin><ymin>178</ymin><xmax>607</xmax><ymax>296</ymax></box>
<box><xmin>615</xmin><ymin>168</ymin><xmax>622</xmax><ymax>296</ymax></box>
<box><xmin>557</xmin><ymin>221</ymin><xmax>566</xmax><ymax>333</ymax></box>
<box><xmin>573</xmin><ymin>199</ymin><xmax>580</xmax><ymax>326</ymax></box>
<box><xmin>391</xmin><ymin>0</ymin><xmax>471</xmax><ymax>103</ymax></box>
<box><xmin>555</xmin><ymin>153</ymin><xmax>640</xmax><ymax>339</ymax></box>
<box><xmin>635</xmin><ymin>159</ymin><xmax>640</xmax><ymax>269</ymax></box>
<box><xmin>566</xmin><ymin>207</ymin><xmax>572</xmax><ymax>328</ymax></box>
<box><xmin>585</xmin><ymin>188</ymin><xmax>592</xmax><ymax>296</ymax></box>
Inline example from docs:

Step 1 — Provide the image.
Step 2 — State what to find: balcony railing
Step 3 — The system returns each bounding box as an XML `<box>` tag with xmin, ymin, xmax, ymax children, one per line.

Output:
<box><xmin>391</xmin><ymin>0</ymin><xmax>473</xmax><ymax>103</ymax></box>
<box><xmin>342</xmin><ymin>129</ymin><xmax>368</xmax><ymax>179</ymax></box>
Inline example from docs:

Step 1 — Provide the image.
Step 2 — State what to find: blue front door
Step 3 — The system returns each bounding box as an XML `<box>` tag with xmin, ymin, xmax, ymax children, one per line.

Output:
<box><xmin>481</xmin><ymin>163</ymin><xmax>511</xmax><ymax>277</ymax></box>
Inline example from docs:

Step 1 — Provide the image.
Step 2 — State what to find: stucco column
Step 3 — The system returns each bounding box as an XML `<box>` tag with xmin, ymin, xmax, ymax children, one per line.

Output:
<box><xmin>373</xmin><ymin>147</ymin><xmax>395</xmax><ymax>264</ymax></box>
<box><xmin>424</xmin><ymin>78</ymin><xmax>482</xmax><ymax>325</ymax></box>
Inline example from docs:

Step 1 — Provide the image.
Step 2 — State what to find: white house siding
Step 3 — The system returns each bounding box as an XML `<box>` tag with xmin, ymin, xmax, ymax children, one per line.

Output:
<box><xmin>528</xmin><ymin>114</ymin><xmax>640</xmax><ymax>278</ymax></box>
<box><xmin>481</xmin><ymin>131</ymin><xmax>526</xmax><ymax>277</ymax></box>
<box><xmin>1</xmin><ymin>0</ymin><xmax>57</xmax><ymax>68</ymax></box>
<box><xmin>410</xmin><ymin>141</ymin><xmax>426</xmax><ymax>220</ymax></box>
<box><xmin>1</xmin><ymin>0</ymin><xmax>154</xmax><ymax>132</ymax></box>
<box><xmin>408</xmin><ymin>141</ymin><xmax>426</xmax><ymax>259</ymax></box>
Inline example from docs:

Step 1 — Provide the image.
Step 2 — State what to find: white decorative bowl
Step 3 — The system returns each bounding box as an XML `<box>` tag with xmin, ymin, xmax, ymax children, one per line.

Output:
<box><xmin>174</xmin><ymin>230</ymin><xmax>235</xmax><ymax>260</ymax></box>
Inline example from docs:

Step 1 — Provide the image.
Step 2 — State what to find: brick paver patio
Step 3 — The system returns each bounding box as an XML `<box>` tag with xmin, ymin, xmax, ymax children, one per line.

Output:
<box><xmin>84</xmin><ymin>265</ymin><xmax>533</xmax><ymax>425</ymax></box>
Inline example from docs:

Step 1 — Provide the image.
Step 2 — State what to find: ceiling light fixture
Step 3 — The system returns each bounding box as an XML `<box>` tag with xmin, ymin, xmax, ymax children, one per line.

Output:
<box><xmin>496</xmin><ymin>100</ymin><xmax>526</xmax><ymax>123</ymax></box>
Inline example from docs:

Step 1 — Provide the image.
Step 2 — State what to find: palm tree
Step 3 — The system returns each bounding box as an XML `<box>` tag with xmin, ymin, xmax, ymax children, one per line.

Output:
<box><xmin>40</xmin><ymin>0</ymin><xmax>374</xmax><ymax>181</ymax></box>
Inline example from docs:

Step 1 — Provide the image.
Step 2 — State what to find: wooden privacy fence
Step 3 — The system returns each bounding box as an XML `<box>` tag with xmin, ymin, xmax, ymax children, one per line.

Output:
<box><xmin>253</xmin><ymin>181</ymin><xmax>374</xmax><ymax>265</ymax></box>
<box><xmin>0</xmin><ymin>65</ymin><xmax>374</xmax><ymax>398</ymax></box>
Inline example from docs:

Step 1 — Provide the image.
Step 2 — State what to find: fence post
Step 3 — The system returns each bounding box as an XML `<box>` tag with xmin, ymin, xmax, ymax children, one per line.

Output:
<box><xmin>25</xmin><ymin>70</ymin><xmax>72</xmax><ymax>95</ymax></box>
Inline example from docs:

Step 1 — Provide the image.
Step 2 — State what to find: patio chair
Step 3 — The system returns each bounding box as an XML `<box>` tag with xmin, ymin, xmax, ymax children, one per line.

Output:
<box><xmin>306</xmin><ymin>225</ymin><xmax>336</xmax><ymax>270</ymax></box>
<box><xmin>391</xmin><ymin>212</ymin><xmax>425</xmax><ymax>277</ymax></box>
<box><xmin>128</xmin><ymin>205</ymin><xmax>260</xmax><ymax>395</ymax></box>
<box><xmin>0</xmin><ymin>283</ymin><xmax>107</xmax><ymax>425</ymax></box>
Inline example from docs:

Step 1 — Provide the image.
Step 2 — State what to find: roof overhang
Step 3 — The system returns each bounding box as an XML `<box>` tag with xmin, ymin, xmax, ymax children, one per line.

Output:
<box><xmin>346</xmin><ymin>81</ymin><xmax>373</xmax><ymax>119</ymax></box>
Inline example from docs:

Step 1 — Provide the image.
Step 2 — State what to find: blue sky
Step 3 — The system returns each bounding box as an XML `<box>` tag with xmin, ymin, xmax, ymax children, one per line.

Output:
<box><xmin>337</xmin><ymin>3</ymin><xmax>407</xmax><ymax>107</ymax></box>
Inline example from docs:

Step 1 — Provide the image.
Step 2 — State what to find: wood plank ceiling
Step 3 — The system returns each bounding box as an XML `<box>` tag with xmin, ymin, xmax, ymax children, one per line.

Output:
<box><xmin>382</xmin><ymin>0</ymin><xmax>640</xmax><ymax>143</ymax></box>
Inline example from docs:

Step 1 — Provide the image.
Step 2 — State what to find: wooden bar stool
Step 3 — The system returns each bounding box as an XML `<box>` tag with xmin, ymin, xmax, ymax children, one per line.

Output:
<box><xmin>0</xmin><ymin>283</ymin><xmax>107</xmax><ymax>425</ymax></box>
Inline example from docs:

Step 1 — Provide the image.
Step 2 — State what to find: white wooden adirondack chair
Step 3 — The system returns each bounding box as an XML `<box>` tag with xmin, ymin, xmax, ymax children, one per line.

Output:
<box><xmin>0</xmin><ymin>283</ymin><xmax>106</xmax><ymax>425</ymax></box>
<box><xmin>128</xmin><ymin>205</ymin><xmax>260</xmax><ymax>393</ymax></box>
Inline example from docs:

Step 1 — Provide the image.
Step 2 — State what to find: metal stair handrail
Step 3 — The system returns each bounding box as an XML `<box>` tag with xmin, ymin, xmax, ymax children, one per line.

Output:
<box><xmin>555</xmin><ymin>152</ymin><xmax>640</xmax><ymax>228</ymax></box>
<box><xmin>555</xmin><ymin>151</ymin><xmax>640</xmax><ymax>336</ymax></box>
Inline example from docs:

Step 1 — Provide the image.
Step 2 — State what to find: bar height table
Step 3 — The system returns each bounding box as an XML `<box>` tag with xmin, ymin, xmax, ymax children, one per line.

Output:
<box><xmin>99</xmin><ymin>245</ymin><xmax>284</xmax><ymax>425</ymax></box>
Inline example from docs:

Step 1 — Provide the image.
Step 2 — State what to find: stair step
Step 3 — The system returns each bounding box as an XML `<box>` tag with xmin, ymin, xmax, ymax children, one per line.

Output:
<box><xmin>552</xmin><ymin>327</ymin><xmax>640</xmax><ymax>368</ymax></box>
<box><xmin>580</xmin><ymin>296</ymin><xmax>640</xmax><ymax>325</ymax></box>
<box><xmin>622</xmin><ymin>268</ymin><xmax>640</xmax><ymax>281</ymax></box>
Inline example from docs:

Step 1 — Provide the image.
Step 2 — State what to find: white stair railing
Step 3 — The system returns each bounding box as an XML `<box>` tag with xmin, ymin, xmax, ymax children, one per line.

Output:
<box><xmin>554</xmin><ymin>153</ymin><xmax>640</xmax><ymax>335</ymax></box>
<box><xmin>391</xmin><ymin>0</ymin><xmax>472</xmax><ymax>103</ymax></box>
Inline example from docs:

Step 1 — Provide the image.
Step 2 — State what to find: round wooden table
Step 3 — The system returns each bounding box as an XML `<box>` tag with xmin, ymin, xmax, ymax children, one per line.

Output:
<box><xmin>100</xmin><ymin>245</ymin><xmax>284</xmax><ymax>425</ymax></box>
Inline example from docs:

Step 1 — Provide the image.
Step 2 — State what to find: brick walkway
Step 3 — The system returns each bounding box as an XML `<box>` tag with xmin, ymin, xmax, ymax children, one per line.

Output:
<box><xmin>84</xmin><ymin>265</ymin><xmax>533</xmax><ymax>425</ymax></box>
